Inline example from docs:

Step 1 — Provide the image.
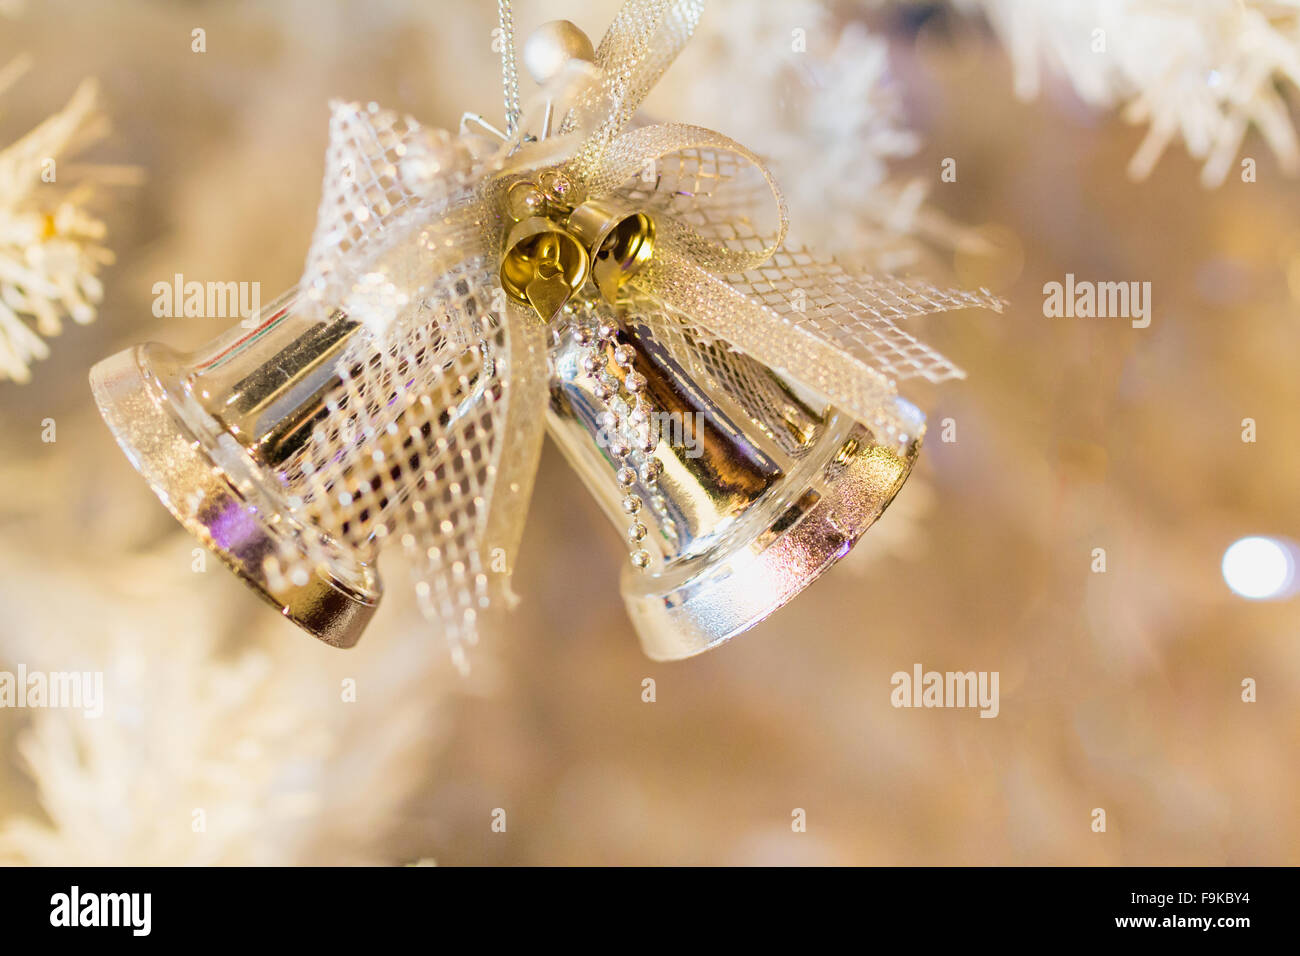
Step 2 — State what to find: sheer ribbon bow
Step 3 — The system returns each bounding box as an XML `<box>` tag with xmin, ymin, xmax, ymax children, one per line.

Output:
<box><xmin>284</xmin><ymin>0</ymin><xmax>1000</xmax><ymax>669</ymax></box>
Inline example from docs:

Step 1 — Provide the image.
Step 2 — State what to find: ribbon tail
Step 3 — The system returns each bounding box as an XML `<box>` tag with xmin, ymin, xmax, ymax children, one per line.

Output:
<box><xmin>635</xmin><ymin>249</ymin><xmax>906</xmax><ymax>435</ymax></box>
<box><xmin>392</xmin><ymin>293</ymin><xmax>548</xmax><ymax>672</ymax></box>
<box><xmin>723</xmin><ymin>249</ymin><xmax>1006</xmax><ymax>386</ymax></box>
<box><xmin>479</xmin><ymin>302</ymin><xmax>550</xmax><ymax>616</ymax></box>
<box><xmin>634</xmin><ymin>247</ymin><xmax>1000</xmax><ymax>446</ymax></box>
<box><xmin>567</xmin><ymin>0</ymin><xmax>706</xmax><ymax>173</ymax></box>
<box><xmin>287</xmin><ymin>253</ymin><xmax>542</xmax><ymax>672</ymax></box>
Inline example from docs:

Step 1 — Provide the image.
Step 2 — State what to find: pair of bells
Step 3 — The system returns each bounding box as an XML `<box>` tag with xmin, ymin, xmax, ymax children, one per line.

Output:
<box><xmin>86</xmin><ymin>27</ymin><xmax>922</xmax><ymax>660</ymax></box>
<box><xmin>88</xmin><ymin>269</ymin><xmax>922</xmax><ymax>660</ymax></box>
<box><xmin>498</xmin><ymin>183</ymin><xmax>656</xmax><ymax>321</ymax></box>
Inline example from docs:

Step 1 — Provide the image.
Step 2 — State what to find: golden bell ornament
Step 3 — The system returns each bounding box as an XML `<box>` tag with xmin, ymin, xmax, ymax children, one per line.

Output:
<box><xmin>499</xmin><ymin>216</ymin><xmax>590</xmax><ymax>322</ymax></box>
<box><xmin>565</xmin><ymin>199</ymin><xmax>656</xmax><ymax>302</ymax></box>
<box><xmin>86</xmin><ymin>1</ymin><xmax>1002</xmax><ymax>668</ymax></box>
<box><xmin>90</xmin><ymin>286</ymin><xmax>920</xmax><ymax>660</ymax></box>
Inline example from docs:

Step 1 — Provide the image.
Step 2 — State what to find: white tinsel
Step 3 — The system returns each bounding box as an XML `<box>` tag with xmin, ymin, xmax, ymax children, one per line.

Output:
<box><xmin>961</xmin><ymin>0</ymin><xmax>1300</xmax><ymax>187</ymax></box>
<box><xmin>0</xmin><ymin>529</ymin><xmax>454</xmax><ymax>865</ymax></box>
<box><xmin>0</xmin><ymin>62</ymin><xmax>113</xmax><ymax>383</ymax></box>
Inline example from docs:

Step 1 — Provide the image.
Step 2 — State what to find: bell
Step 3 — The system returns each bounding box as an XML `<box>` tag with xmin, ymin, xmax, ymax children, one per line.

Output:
<box><xmin>565</xmin><ymin>199</ymin><xmax>656</xmax><ymax>302</ymax></box>
<box><xmin>89</xmin><ymin>294</ymin><xmax>385</xmax><ymax>648</ymax></box>
<box><xmin>90</xmin><ymin>284</ymin><xmax>922</xmax><ymax>660</ymax></box>
<box><xmin>548</xmin><ymin>300</ymin><xmax>922</xmax><ymax>661</ymax></box>
<box><xmin>499</xmin><ymin>216</ymin><xmax>589</xmax><ymax>322</ymax></box>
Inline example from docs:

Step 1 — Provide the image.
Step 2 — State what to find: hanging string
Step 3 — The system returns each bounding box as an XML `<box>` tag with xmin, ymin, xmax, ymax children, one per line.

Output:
<box><xmin>498</xmin><ymin>0</ymin><xmax>521</xmax><ymax>135</ymax></box>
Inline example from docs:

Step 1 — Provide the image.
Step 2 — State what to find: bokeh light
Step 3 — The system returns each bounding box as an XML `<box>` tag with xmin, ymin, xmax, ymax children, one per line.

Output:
<box><xmin>1222</xmin><ymin>536</ymin><xmax>1297</xmax><ymax>600</ymax></box>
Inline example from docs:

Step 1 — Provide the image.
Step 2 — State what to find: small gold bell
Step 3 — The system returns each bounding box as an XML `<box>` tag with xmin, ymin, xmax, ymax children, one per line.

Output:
<box><xmin>499</xmin><ymin>216</ymin><xmax>590</xmax><ymax>322</ymax></box>
<box><xmin>566</xmin><ymin>199</ymin><xmax>655</xmax><ymax>303</ymax></box>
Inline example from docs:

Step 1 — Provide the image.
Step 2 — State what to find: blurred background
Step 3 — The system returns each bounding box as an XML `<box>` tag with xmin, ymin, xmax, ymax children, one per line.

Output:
<box><xmin>0</xmin><ymin>0</ymin><xmax>1296</xmax><ymax>865</ymax></box>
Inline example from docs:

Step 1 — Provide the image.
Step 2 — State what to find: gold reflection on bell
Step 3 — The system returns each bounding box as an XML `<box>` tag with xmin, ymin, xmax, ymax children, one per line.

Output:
<box><xmin>566</xmin><ymin>198</ymin><xmax>656</xmax><ymax>302</ymax></box>
<box><xmin>499</xmin><ymin>217</ymin><xmax>590</xmax><ymax>322</ymax></box>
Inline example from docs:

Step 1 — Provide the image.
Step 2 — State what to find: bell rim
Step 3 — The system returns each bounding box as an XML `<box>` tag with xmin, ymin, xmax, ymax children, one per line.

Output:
<box><xmin>89</xmin><ymin>342</ymin><xmax>382</xmax><ymax>649</ymax></box>
<box><xmin>620</xmin><ymin>417</ymin><xmax>920</xmax><ymax>661</ymax></box>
